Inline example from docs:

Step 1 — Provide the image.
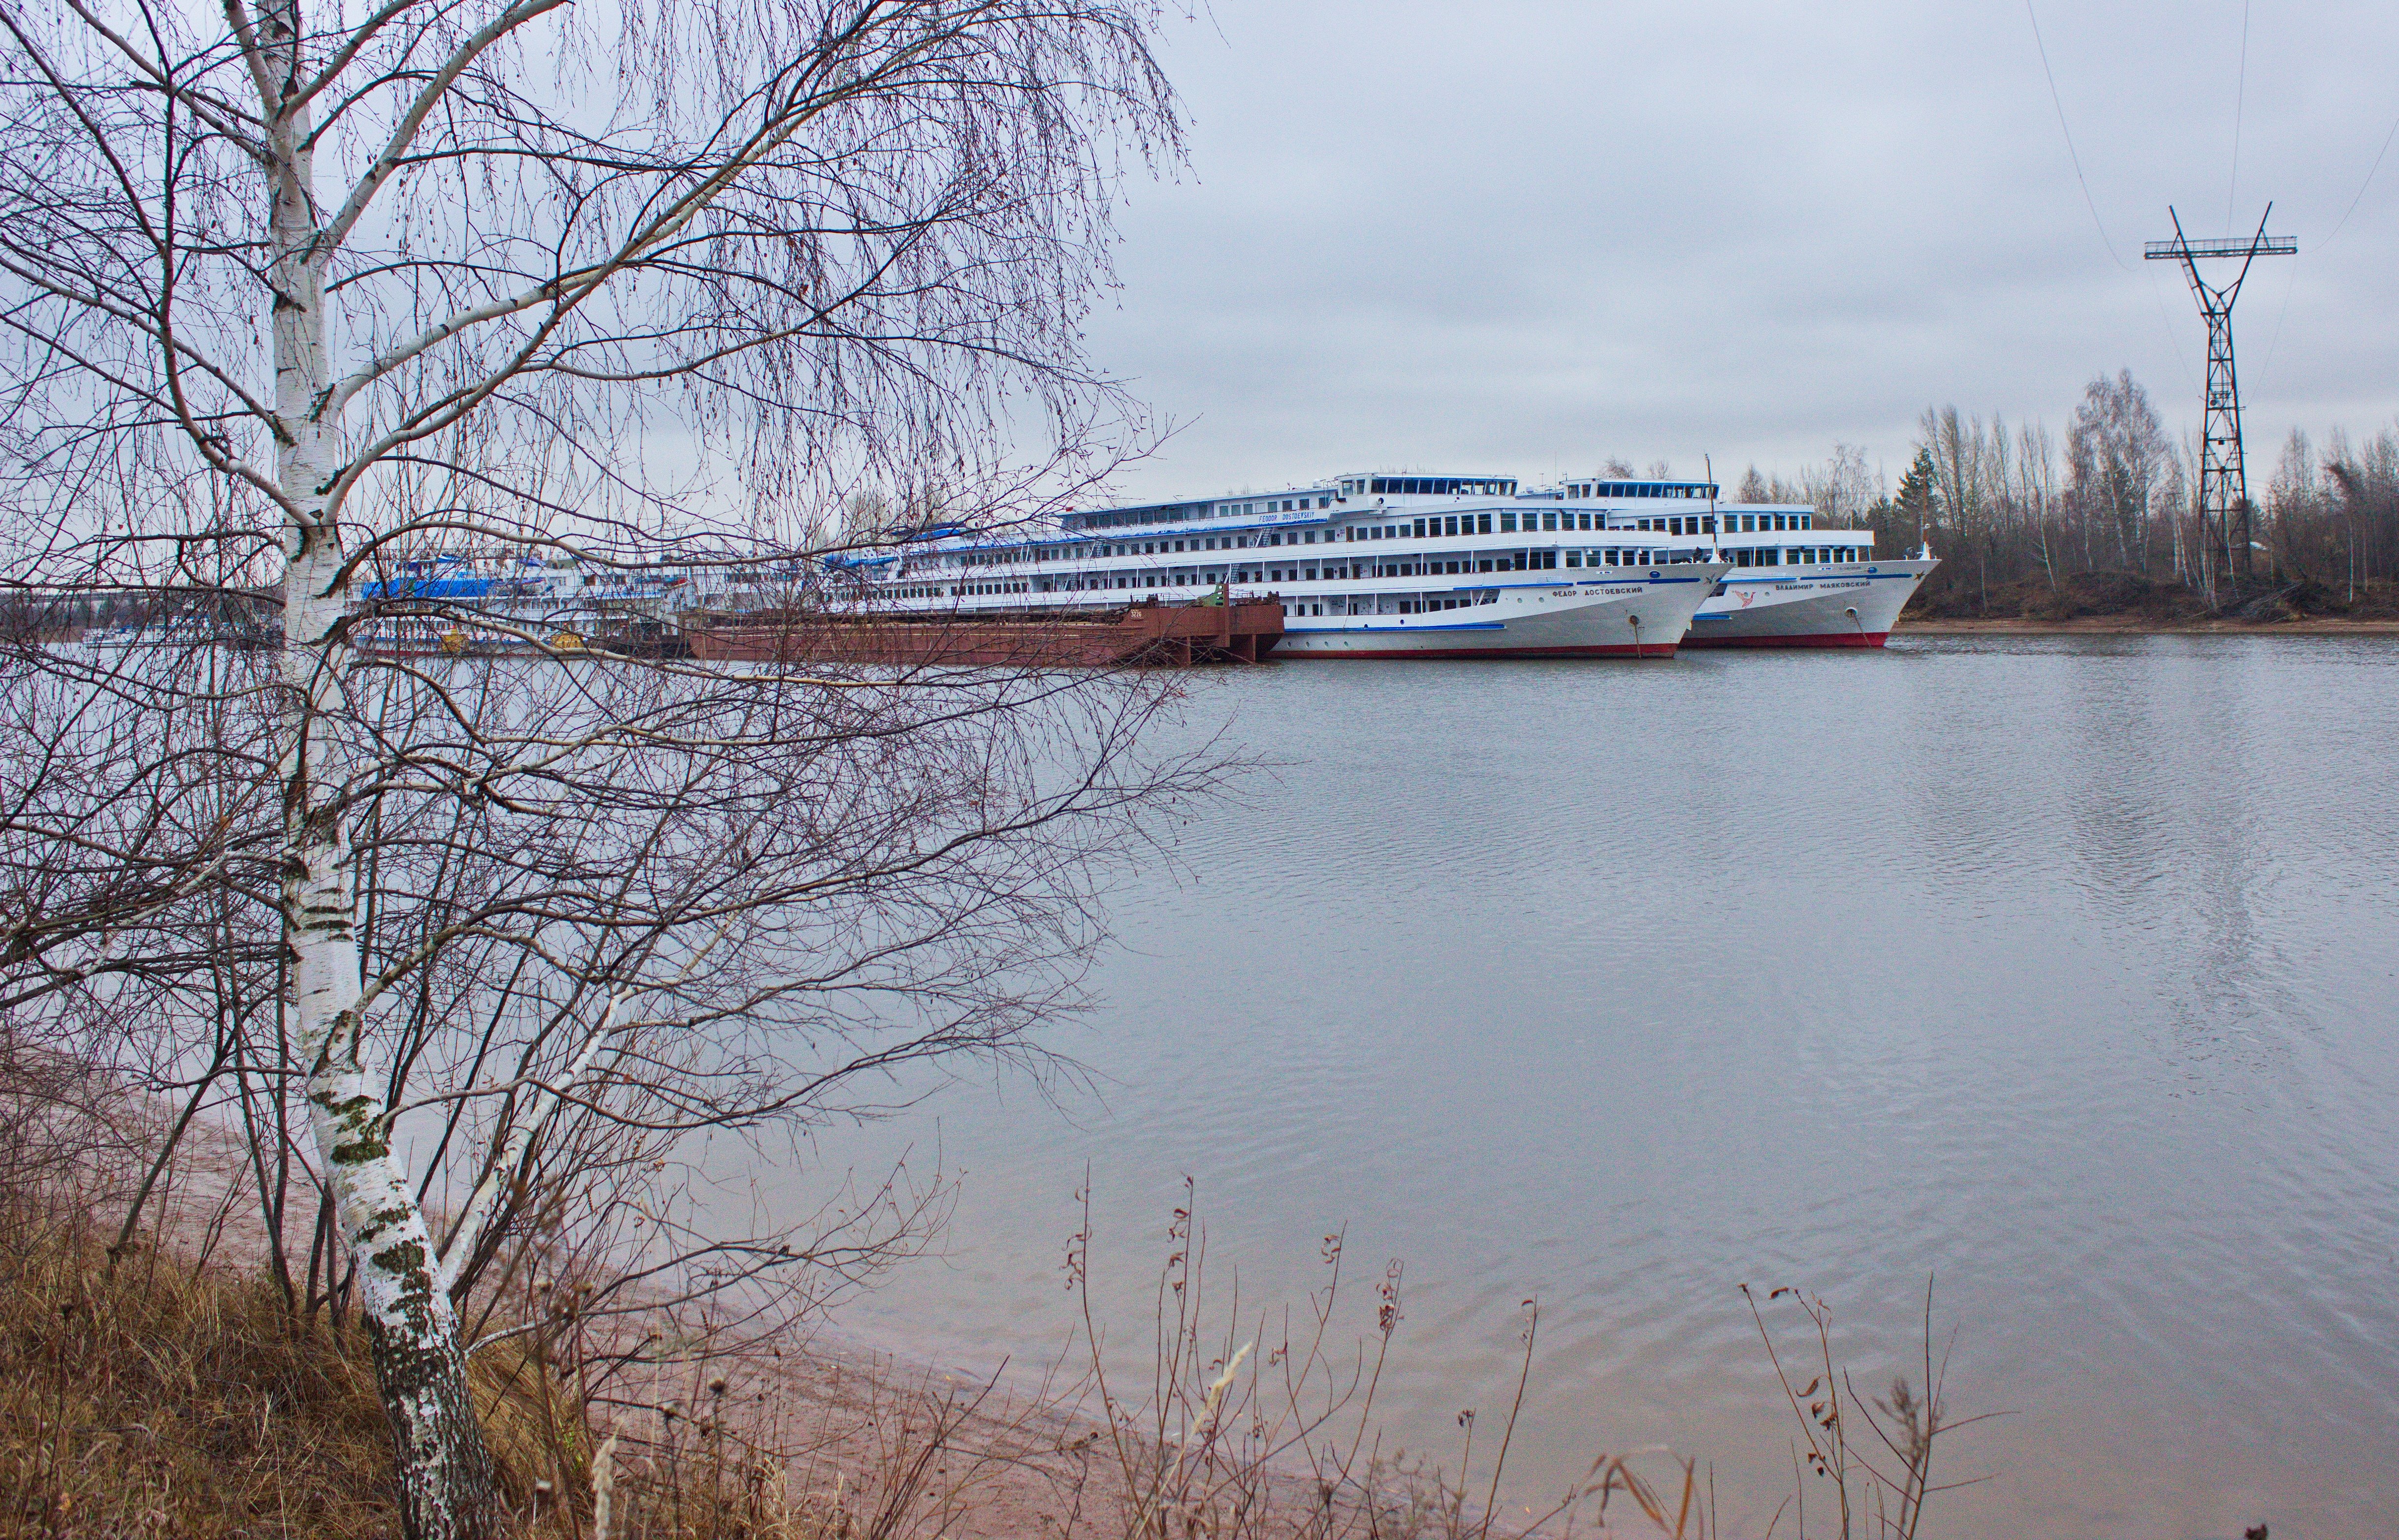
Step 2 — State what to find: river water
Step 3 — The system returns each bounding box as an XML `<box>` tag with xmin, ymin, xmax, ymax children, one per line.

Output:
<box><xmin>803</xmin><ymin>635</ymin><xmax>2399</xmax><ymax>1540</ymax></box>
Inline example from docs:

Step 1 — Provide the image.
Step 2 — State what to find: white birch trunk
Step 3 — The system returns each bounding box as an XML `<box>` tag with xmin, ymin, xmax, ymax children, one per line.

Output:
<box><xmin>263</xmin><ymin>4</ymin><xmax>501</xmax><ymax>1533</ymax></box>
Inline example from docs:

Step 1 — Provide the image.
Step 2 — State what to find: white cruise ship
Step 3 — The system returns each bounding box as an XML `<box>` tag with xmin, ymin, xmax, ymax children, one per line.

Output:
<box><xmin>1665</xmin><ymin>489</ymin><xmax>1939</xmax><ymax>648</ymax></box>
<box><xmin>842</xmin><ymin>473</ymin><xmax>1746</xmax><ymax>658</ymax></box>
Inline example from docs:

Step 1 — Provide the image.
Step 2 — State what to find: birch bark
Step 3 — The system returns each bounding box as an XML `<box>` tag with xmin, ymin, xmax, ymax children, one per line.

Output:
<box><xmin>261</xmin><ymin>0</ymin><xmax>502</xmax><ymax>1532</ymax></box>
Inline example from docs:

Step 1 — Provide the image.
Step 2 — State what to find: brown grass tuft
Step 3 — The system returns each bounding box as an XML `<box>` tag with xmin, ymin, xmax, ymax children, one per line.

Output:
<box><xmin>0</xmin><ymin>1208</ymin><xmax>400</xmax><ymax>1538</ymax></box>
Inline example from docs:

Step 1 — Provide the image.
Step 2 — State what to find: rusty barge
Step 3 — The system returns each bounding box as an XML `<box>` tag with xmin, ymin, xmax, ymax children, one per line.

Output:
<box><xmin>681</xmin><ymin>597</ymin><xmax>1284</xmax><ymax>667</ymax></box>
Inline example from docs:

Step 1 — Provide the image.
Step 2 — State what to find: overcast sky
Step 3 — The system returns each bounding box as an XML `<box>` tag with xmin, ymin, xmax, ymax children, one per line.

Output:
<box><xmin>1077</xmin><ymin>0</ymin><xmax>2399</xmax><ymax>502</ymax></box>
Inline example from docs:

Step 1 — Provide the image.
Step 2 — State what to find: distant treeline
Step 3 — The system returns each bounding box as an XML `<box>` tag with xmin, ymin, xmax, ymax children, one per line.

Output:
<box><xmin>1734</xmin><ymin>372</ymin><xmax>2399</xmax><ymax>613</ymax></box>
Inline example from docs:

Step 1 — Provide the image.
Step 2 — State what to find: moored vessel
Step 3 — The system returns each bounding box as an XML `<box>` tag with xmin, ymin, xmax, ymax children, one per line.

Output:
<box><xmin>682</xmin><ymin>596</ymin><xmax>1283</xmax><ymax>666</ymax></box>
<box><xmin>1676</xmin><ymin>503</ymin><xmax>1937</xmax><ymax>647</ymax></box>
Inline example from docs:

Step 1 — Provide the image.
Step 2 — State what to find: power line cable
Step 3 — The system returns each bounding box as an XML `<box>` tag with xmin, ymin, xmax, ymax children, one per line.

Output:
<box><xmin>2228</xmin><ymin>0</ymin><xmax>2250</xmax><ymax>235</ymax></box>
<box><xmin>2257</xmin><ymin>250</ymin><xmax>2302</xmax><ymax>379</ymax></box>
<box><xmin>2020</xmin><ymin>0</ymin><xmax>2199</xmax><ymax>389</ymax></box>
<box><xmin>2262</xmin><ymin>82</ymin><xmax>2399</xmax><ymax>379</ymax></box>
<box><xmin>2022</xmin><ymin>1</ymin><xmax>2200</xmax><ymax>393</ymax></box>
<box><xmin>2023</xmin><ymin>0</ymin><xmax>2129</xmax><ymax>271</ymax></box>
<box><xmin>2321</xmin><ymin>106</ymin><xmax>2399</xmax><ymax>250</ymax></box>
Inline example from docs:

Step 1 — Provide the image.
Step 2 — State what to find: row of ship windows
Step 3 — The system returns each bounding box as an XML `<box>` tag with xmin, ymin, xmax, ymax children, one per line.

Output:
<box><xmin>903</xmin><ymin>546</ymin><xmax>1865</xmax><ymax>597</ymax></box>
<box><xmin>1075</xmin><ymin>480</ymin><xmax>1754</xmax><ymax>524</ymax></box>
<box><xmin>1221</xmin><ymin>496</ymin><xmax>1337</xmax><ymax>516</ymax></box>
<box><xmin>1071</xmin><ymin>495</ymin><xmax>1342</xmax><ymax>527</ymax></box>
<box><xmin>1560</xmin><ymin>483</ymin><xmax>1717</xmax><ymax>500</ymax></box>
<box><xmin>1282</xmin><ymin>596</ymin><xmax>1499</xmax><ymax>617</ymax></box>
<box><xmin>959</xmin><ymin>509</ymin><xmax>1821</xmax><ymax>566</ymax></box>
<box><xmin>1344</xmin><ymin>478</ymin><xmax>1516</xmax><ymax>497</ymax></box>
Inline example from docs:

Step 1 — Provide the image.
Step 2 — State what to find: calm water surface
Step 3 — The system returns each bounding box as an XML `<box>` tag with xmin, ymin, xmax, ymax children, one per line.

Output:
<box><xmin>804</xmin><ymin>635</ymin><xmax>2399</xmax><ymax>1540</ymax></box>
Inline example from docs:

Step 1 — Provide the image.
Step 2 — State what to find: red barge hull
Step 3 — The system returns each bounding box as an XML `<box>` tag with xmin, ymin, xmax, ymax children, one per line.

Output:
<box><xmin>684</xmin><ymin>599</ymin><xmax>1285</xmax><ymax>667</ymax></box>
<box><xmin>1678</xmin><ymin>631</ymin><xmax>1890</xmax><ymax>649</ymax></box>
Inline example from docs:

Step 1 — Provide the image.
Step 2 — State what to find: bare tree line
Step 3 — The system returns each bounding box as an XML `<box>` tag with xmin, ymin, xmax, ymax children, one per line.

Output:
<box><xmin>1735</xmin><ymin>372</ymin><xmax>2399</xmax><ymax>613</ymax></box>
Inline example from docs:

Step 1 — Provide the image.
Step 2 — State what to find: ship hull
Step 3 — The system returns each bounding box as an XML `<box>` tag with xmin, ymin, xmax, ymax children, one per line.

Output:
<box><xmin>1272</xmin><ymin>567</ymin><xmax>1725</xmax><ymax>659</ymax></box>
<box><xmin>684</xmin><ymin>599</ymin><xmax>1284</xmax><ymax>667</ymax></box>
<box><xmin>1683</xmin><ymin>558</ymin><xmax>1938</xmax><ymax>649</ymax></box>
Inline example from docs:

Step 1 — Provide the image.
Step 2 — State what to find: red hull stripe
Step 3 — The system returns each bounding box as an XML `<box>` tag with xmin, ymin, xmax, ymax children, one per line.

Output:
<box><xmin>1280</xmin><ymin>643</ymin><xmax>1678</xmax><ymax>660</ymax></box>
<box><xmin>1678</xmin><ymin>632</ymin><xmax>1889</xmax><ymax>650</ymax></box>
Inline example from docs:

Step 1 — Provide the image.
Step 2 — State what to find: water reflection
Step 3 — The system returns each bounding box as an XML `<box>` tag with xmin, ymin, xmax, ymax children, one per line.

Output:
<box><xmin>797</xmin><ymin>635</ymin><xmax>2399</xmax><ymax>1540</ymax></box>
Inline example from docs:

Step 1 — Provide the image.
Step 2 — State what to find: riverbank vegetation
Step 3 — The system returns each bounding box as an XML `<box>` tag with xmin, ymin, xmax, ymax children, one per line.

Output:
<box><xmin>0</xmin><ymin>1044</ymin><xmax>1990</xmax><ymax>1539</ymax></box>
<box><xmin>1732</xmin><ymin>373</ymin><xmax>2399</xmax><ymax>623</ymax></box>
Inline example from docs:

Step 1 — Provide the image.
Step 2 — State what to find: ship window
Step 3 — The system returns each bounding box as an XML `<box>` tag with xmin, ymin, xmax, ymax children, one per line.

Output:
<box><xmin>1801</xmin><ymin>514</ymin><xmax>1813</xmax><ymax>530</ymax></box>
<box><xmin>1538</xmin><ymin>511</ymin><xmax>1555</xmax><ymax>531</ymax></box>
<box><xmin>1412</xmin><ymin>518</ymin><xmax>1427</xmax><ymax>537</ymax></box>
<box><xmin>1500</xmin><ymin>511</ymin><xmax>1518</xmax><ymax>533</ymax></box>
<box><xmin>1566</xmin><ymin>551</ymin><xmax>1582</xmax><ymax>566</ymax></box>
<box><xmin>1476</xmin><ymin>512</ymin><xmax>1493</xmax><ymax>534</ymax></box>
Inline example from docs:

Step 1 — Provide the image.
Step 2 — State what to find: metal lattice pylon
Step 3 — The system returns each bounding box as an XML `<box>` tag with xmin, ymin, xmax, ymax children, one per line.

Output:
<box><xmin>2144</xmin><ymin>206</ymin><xmax>2294</xmax><ymax>587</ymax></box>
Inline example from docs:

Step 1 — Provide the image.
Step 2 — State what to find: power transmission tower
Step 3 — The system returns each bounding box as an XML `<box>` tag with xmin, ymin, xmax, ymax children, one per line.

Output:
<box><xmin>2145</xmin><ymin>205</ymin><xmax>2294</xmax><ymax>588</ymax></box>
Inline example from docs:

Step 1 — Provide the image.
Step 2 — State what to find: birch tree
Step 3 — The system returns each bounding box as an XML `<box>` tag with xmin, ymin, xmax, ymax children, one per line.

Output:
<box><xmin>0</xmin><ymin>2</ymin><xmax>1191</xmax><ymax>1535</ymax></box>
<box><xmin>2066</xmin><ymin>370</ymin><xmax>2168</xmax><ymax>573</ymax></box>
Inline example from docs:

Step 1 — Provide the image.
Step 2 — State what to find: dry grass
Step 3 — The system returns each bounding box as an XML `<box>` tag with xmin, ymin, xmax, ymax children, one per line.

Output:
<box><xmin>0</xmin><ymin>1204</ymin><xmax>401</xmax><ymax>1538</ymax></box>
<box><xmin>0</xmin><ymin>1026</ymin><xmax>830</xmax><ymax>1540</ymax></box>
<box><xmin>0</xmin><ymin>1202</ymin><xmax>865</xmax><ymax>1540</ymax></box>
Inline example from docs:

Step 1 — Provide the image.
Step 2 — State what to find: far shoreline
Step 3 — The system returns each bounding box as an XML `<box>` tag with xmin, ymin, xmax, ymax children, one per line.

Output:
<box><xmin>1895</xmin><ymin>616</ymin><xmax>2399</xmax><ymax>636</ymax></box>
